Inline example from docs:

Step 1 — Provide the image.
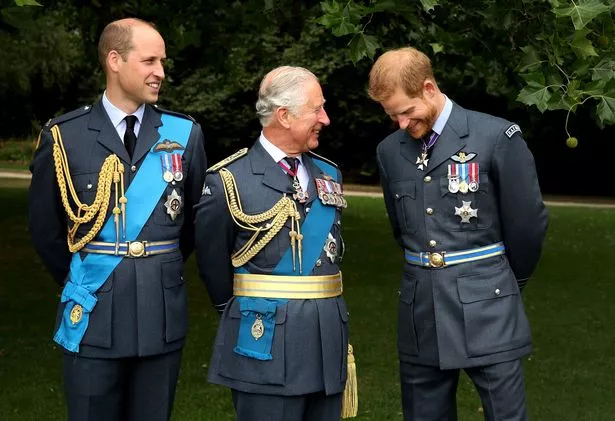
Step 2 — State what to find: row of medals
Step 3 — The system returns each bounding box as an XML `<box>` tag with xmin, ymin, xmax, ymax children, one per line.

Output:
<box><xmin>315</xmin><ymin>178</ymin><xmax>347</xmax><ymax>208</ymax></box>
<box><xmin>447</xmin><ymin>163</ymin><xmax>479</xmax><ymax>194</ymax></box>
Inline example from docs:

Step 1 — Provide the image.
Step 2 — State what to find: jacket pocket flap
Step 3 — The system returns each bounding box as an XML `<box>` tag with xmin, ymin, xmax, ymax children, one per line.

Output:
<box><xmin>457</xmin><ymin>270</ymin><xmax>517</xmax><ymax>304</ymax></box>
<box><xmin>161</xmin><ymin>257</ymin><xmax>185</xmax><ymax>288</ymax></box>
<box><xmin>391</xmin><ymin>180</ymin><xmax>416</xmax><ymax>199</ymax></box>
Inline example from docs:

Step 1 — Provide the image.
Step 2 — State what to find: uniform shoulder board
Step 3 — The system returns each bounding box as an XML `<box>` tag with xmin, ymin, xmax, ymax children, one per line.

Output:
<box><xmin>307</xmin><ymin>151</ymin><xmax>338</xmax><ymax>168</ymax></box>
<box><xmin>153</xmin><ymin>104</ymin><xmax>196</xmax><ymax>123</ymax></box>
<box><xmin>46</xmin><ymin>105</ymin><xmax>92</xmax><ymax>127</ymax></box>
<box><xmin>504</xmin><ymin>124</ymin><xmax>522</xmax><ymax>139</ymax></box>
<box><xmin>207</xmin><ymin>148</ymin><xmax>249</xmax><ymax>173</ymax></box>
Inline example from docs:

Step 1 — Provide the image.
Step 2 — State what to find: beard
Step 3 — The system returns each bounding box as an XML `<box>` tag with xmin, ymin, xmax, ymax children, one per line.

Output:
<box><xmin>407</xmin><ymin>102</ymin><xmax>439</xmax><ymax>139</ymax></box>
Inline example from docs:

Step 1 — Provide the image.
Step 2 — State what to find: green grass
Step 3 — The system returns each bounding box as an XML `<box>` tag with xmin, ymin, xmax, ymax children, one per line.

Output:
<box><xmin>1</xmin><ymin>187</ymin><xmax>615</xmax><ymax>420</ymax></box>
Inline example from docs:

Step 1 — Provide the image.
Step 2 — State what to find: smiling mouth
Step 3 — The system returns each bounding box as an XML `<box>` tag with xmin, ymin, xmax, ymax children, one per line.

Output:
<box><xmin>147</xmin><ymin>82</ymin><xmax>160</xmax><ymax>90</ymax></box>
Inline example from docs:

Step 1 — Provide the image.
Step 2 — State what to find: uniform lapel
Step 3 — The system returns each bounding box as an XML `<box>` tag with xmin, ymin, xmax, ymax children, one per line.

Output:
<box><xmin>426</xmin><ymin>103</ymin><xmax>468</xmax><ymax>175</ymax></box>
<box><xmin>398</xmin><ymin>129</ymin><xmax>422</xmax><ymax>167</ymax></box>
<box><xmin>89</xmin><ymin>101</ymin><xmax>131</xmax><ymax>164</ymax></box>
<box><xmin>250</xmin><ymin>141</ymin><xmax>294</xmax><ymax>194</ymax></box>
<box><xmin>131</xmin><ymin>105</ymin><xmax>162</xmax><ymax>164</ymax></box>
<box><xmin>301</xmin><ymin>154</ymin><xmax>324</xmax><ymax>206</ymax></box>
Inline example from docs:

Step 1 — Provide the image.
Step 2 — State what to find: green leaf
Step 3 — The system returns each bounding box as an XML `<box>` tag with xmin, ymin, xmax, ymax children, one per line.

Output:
<box><xmin>264</xmin><ymin>0</ymin><xmax>274</xmax><ymax>11</ymax></box>
<box><xmin>420</xmin><ymin>0</ymin><xmax>440</xmax><ymax>12</ymax></box>
<box><xmin>332</xmin><ymin>19</ymin><xmax>357</xmax><ymax>36</ymax></box>
<box><xmin>518</xmin><ymin>45</ymin><xmax>544</xmax><ymax>72</ymax></box>
<box><xmin>582</xmin><ymin>80</ymin><xmax>607</xmax><ymax>96</ymax></box>
<box><xmin>571</xmin><ymin>29</ymin><xmax>598</xmax><ymax>59</ymax></box>
<box><xmin>517</xmin><ymin>79</ymin><xmax>553</xmax><ymax>113</ymax></box>
<box><xmin>15</xmin><ymin>0</ymin><xmax>42</xmax><ymax>5</ymax></box>
<box><xmin>596</xmin><ymin>95</ymin><xmax>615</xmax><ymax>125</ymax></box>
<box><xmin>348</xmin><ymin>33</ymin><xmax>379</xmax><ymax>64</ymax></box>
<box><xmin>553</xmin><ymin>0</ymin><xmax>611</xmax><ymax>30</ymax></box>
<box><xmin>430</xmin><ymin>42</ymin><xmax>444</xmax><ymax>54</ymax></box>
<box><xmin>591</xmin><ymin>59</ymin><xmax>615</xmax><ymax>81</ymax></box>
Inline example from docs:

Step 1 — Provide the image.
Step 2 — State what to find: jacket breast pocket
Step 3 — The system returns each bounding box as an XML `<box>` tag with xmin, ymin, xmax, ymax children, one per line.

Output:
<box><xmin>391</xmin><ymin>180</ymin><xmax>418</xmax><ymax>235</ymax></box>
<box><xmin>439</xmin><ymin>173</ymin><xmax>492</xmax><ymax>231</ymax></box>
<box><xmin>218</xmin><ymin>300</ymin><xmax>288</xmax><ymax>386</ymax></box>
<box><xmin>161</xmin><ymin>257</ymin><xmax>187</xmax><ymax>343</ymax></box>
<box><xmin>80</xmin><ymin>275</ymin><xmax>114</xmax><ymax>349</ymax></box>
<box><xmin>457</xmin><ymin>262</ymin><xmax>531</xmax><ymax>357</ymax></box>
<box><xmin>397</xmin><ymin>275</ymin><xmax>419</xmax><ymax>355</ymax></box>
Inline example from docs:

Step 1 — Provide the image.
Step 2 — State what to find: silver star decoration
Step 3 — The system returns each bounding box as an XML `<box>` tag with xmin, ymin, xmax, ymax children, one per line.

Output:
<box><xmin>416</xmin><ymin>152</ymin><xmax>429</xmax><ymax>170</ymax></box>
<box><xmin>164</xmin><ymin>188</ymin><xmax>182</xmax><ymax>221</ymax></box>
<box><xmin>454</xmin><ymin>201</ymin><xmax>478</xmax><ymax>223</ymax></box>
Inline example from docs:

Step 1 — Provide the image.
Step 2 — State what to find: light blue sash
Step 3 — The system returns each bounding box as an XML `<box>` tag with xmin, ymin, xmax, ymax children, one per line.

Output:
<box><xmin>233</xmin><ymin>157</ymin><xmax>339</xmax><ymax>359</ymax></box>
<box><xmin>53</xmin><ymin>114</ymin><xmax>192</xmax><ymax>352</ymax></box>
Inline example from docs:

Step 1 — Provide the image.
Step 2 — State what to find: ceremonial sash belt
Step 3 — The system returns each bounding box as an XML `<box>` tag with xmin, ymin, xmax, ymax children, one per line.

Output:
<box><xmin>82</xmin><ymin>239</ymin><xmax>179</xmax><ymax>257</ymax></box>
<box><xmin>405</xmin><ymin>242</ymin><xmax>505</xmax><ymax>268</ymax></box>
<box><xmin>233</xmin><ymin>272</ymin><xmax>343</xmax><ymax>299</ymax></box>
<box><xmin>54</xmin><ymin>113</ymin><xmax>192</xmax><ymax>353</ymax></box>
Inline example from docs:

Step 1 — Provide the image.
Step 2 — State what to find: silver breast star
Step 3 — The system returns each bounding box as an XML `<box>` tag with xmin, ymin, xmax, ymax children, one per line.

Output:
<box><xmin>454</xmin><ymin>201</ymin><xmax>478</xmax><ymax>223</ymax></box>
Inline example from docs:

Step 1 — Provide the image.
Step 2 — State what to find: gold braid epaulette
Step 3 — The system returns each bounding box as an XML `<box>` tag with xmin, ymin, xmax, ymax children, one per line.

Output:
<box><xmin>50</xmin><ymin>125</ymin><xmax>127</xmax><ymax>253</ymax></box>
<box><xmin>218</xmin><ymin>168</ymin><xmax>304</xmax><ymax>272</ymax></box>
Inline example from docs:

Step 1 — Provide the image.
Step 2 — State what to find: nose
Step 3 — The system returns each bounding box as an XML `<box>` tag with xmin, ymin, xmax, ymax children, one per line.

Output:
<box><xmin>319</xmin><ymin>108</ymin><xmax>330</xmax><ymax>126</ymax></box>
<box><xmin>154</xmin><ymin>61</ymin><xmax>165</xmax><ymax>80</ymax></box>
<box><xmin>397</xmin><ymin>116</ymin><xmax>410</xmax><ymax>130</ymax></box>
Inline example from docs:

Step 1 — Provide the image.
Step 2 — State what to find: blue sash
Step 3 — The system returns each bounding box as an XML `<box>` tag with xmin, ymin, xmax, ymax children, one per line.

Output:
<box><xmin>53</xmin><ymin>114</ymin><xmax>192</xmax><ymax>352</ymax></box>
<box><xmin>233</xmin><ymin>157</ymin><xmax>339</xmax><ymax>359</ymax></box>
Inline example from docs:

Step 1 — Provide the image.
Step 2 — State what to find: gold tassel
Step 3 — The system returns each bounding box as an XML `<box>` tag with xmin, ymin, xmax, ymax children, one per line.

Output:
<box><xmin>341</xmin><ymin>344</ymin><xmax>358</xmax><ymax>418</ymax></box>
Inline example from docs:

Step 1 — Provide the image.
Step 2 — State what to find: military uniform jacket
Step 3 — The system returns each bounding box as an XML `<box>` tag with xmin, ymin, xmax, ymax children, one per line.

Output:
<box><xmin>29</xmin><ymin>101</ymin><xmax>207</xmax><ymax>358</ymax></box>
<box><xmin>194</xmin><ymin>141</ymin><xmax>349</xmax><ymax>396</ymax></box>
<box><xmin>376</xmin><ymin>102</ymin><xmax>548</xmax><ymax>370</ymax></box>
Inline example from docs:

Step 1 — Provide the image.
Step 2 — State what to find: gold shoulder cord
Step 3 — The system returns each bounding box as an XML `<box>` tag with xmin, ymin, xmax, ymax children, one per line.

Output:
<box><xmin>218</xmin><ymin>168</ymin><xmax>304</xmax><ymax>273</ymax></box>
<box><xmin>50</xmin><ymin>125</ymin><xmax>127</xmax><ymax>253</ymax></box>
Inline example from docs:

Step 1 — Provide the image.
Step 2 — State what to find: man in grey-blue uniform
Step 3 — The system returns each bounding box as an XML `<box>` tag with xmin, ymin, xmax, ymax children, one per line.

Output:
<box><xmin>28</xmin><ymin>18</ymin><xmax>206</xmax><ymax>421</ymax></box>
<box><xmin>194</xmin><ymin>66</ymin><xmax>356</xmax><ymax>421</ymax></box>
<box><xmin>368</xmin><ymin>47</ymin><xmax>548</xmax><ymax>421</ymax></box>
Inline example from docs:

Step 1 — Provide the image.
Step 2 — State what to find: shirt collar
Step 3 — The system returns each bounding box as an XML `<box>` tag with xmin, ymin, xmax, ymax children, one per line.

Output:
<box><xmin>102</xmin><ymin>91</ymin><xmax>146</xmax><ymax>130</ymax></box>
<box><xmin>431</xmin><ymin>95</ymin><xmax>453</xmax><ymax>136</ymax></box>
<box><xmin>258</xmin><ymin>132</ymin><xmax>303</xmax><ymax>165</ymax></box>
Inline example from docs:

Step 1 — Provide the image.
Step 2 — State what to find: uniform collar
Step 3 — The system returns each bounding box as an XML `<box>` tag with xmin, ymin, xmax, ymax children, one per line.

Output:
<box><xmin>432</xmin><ymin>95</ymin><xmax>453</xmax><ymax>136</ymax></box>
<box><xmin>102</xmin><ymin>91</ymin><xmax>146</xmax><ymax>133</ymax></box>
<box><xmin>258</xmin><ymin>132</ymin><xmax>304</xmax><ymax>166</ymax></box>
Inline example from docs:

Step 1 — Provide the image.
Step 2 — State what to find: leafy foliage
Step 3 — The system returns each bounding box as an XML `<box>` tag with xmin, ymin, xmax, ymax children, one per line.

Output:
<box><xmin>317</xmin><ymin>0</ymin><xmax>615</xmax><ymax>140</ymax></box>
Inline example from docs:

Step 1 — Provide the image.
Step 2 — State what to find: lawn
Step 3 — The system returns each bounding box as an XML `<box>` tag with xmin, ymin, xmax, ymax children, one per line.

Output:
<box><xmin>1</xmin><ymin>187</ymin><xmax>614</xmax><ymax>420</ymax></box>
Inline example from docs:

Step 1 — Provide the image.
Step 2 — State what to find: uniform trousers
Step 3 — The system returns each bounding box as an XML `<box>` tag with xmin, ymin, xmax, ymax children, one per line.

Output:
<box><xmin>400</xmin><ymin>359</ymin><xmax>528</xmax><ymax>421</ymax></box>
<box><xmin>232</xmin><ymin>389</ymin><xmax>342</xmax><ymax>421</ymax></box>
<box><xmin>63</xmin><ymin>349</ymin><xmax>183</xmax><ymax>421</ymax></box>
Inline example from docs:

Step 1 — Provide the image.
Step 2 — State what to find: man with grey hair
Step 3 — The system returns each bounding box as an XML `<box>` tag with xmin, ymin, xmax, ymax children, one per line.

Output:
<box><xmin>194</xmin><ymin>66</ymin><xmax>356</xmax><ymax>420</ymax></box>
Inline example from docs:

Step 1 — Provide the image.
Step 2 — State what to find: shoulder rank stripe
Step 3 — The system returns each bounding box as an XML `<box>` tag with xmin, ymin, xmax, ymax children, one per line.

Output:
<box><xmin>505</xmin><ymin>124</ymin><xmax>521</xmax><ymax>138</ymax></box>
<box><xmin>307</xmin><ymin>151</ymin><xmax>338</xmax><ymax>168</ymax></box>
<box><xmin>207</xmin><ymin>148</ymin><xmax>248</xmax><ymax>173</ymax></box>
<box><xmin>153</xmin><ymin>104</ymin><xmax>196</xmax><ymax>123</ymax></box>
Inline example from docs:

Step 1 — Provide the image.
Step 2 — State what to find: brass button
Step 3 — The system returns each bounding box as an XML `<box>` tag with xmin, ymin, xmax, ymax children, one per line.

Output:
<box><xmin>395</xmin><ymin>193</ymin><xmax>400</xmax><ymax>199</ymax></box>
<box><xmin>495</xmin><ymin>288</ymin><xmax>501</xmax><ymax>296</ymax></box>
<box><xmin>131</xmin><ymin>165</ymin><xmax>137</xmax><ymax>173</ymax></box>
<box><xmin>306</xmin><ymin>207</ymin><xmax>311</xmax><ymax>213</ymax></box>
<box><xmin>315</xmin><ymin>259</ymin><xmax>322</xmax><ymax>267</ymax></box>
<box><xmin>424</xmin><ymin>176</ymin><xmax>432</xmax><ymax>183</ymax></box>
<box><xmin>426</xmin><ymin>208</ymin><xmax>434</xmax><ymax>215</ymax></box>
<box><xmin>86</xmin><ymin>183</ymin><xmax>92</xmax><ymax>190</ymax></box>
<box><xmin>429</xmin><ymin>240</ymin><xmax>437</xmax><ymax>248</ymax></box>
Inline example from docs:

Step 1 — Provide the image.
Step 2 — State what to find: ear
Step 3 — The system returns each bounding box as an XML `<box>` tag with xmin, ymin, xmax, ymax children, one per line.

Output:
<box><xmin>422</xmin><ymin>79</ymin><xmax>437</xmax><ymax>98</ymax></box>
<box><xmin>275</xmin><ymin>106</ymin><xmax>292</xmax><ymax>129</ymax></box>
<box><xmin>107</xmin><ymin>50</ymin><xmax>122</xmax><ymax>73</ymax></box>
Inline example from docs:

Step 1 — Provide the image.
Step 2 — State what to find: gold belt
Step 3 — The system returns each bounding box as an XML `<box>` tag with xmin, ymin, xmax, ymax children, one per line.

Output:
<box><xmin>82</xmin><ymin>239</ymin><xmax>180</xmax><ymax>258</ymax></box>
<box><xmin>233</xmin><ymin>271</ymin><xmax>343</xmax><ymax>299</ymax></box>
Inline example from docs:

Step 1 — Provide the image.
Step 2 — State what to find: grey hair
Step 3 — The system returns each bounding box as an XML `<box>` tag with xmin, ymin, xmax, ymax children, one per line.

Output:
<box><xmin>256</xmin><ymin>66</ymin><xmax>318</xmax><ymax>126</ymax></box>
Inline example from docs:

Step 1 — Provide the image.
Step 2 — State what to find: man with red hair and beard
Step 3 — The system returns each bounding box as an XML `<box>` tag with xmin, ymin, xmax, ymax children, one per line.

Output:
<box><xmin>369</xmin><ymin>47</ymin><xmax>548</xmax><ymax>421</ymax></box>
